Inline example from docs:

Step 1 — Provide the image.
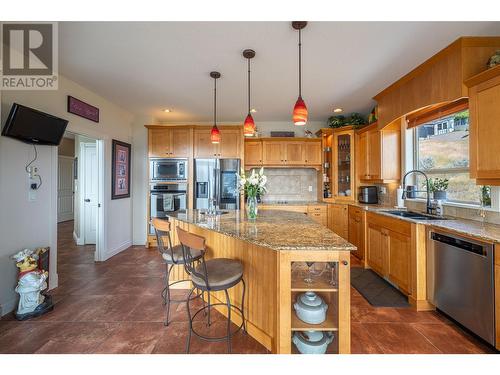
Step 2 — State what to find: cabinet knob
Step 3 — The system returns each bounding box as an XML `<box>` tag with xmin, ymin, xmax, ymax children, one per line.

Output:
<box><xmin>342</xmin><ymin>260</ymin><xmax>348</xmax><ymax>266</ymax></box>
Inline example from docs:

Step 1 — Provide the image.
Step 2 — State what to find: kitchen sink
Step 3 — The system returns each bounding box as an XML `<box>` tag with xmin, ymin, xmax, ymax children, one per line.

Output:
<box><xmin>382</xmin><ymin>210</ymin><xmax>447</xmax><ymax>221</ymax></box>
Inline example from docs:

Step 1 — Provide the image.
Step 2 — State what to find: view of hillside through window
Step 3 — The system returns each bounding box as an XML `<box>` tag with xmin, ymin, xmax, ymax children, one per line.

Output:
<box><xmin>414</xmin><ymin>109</ymin><xmax>487</xmax><ymax>205</ymax></box>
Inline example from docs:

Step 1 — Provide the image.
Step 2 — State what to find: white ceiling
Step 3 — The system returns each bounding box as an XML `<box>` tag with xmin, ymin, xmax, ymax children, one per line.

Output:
<box><xmin>59</xmin><ymin>21</ymin><xmax>500</xmax><ymax>123</ymax></box>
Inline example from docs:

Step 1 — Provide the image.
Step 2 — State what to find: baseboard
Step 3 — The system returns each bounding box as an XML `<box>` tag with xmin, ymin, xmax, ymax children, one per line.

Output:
<box><xmin>0</xmin><ymin>297</ymin><xmax>18</xmax><ymax>317</ymax></box>
<box><xmin>73</xmin><ymin>231</ymin><xmax>84</xmax><ymax>246</ymax></box>
<box><xmin>48</xmin><ymin>272</ymin><xmax>59</xmax><ymax>291</ymax></box>
<box><xmin>103</xmin><ymin>240</ymin><xmax>132</xmax><ymax>261</ymax></box>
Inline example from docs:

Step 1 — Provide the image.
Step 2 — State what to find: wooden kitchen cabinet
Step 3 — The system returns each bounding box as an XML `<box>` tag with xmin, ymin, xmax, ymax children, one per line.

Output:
<box><xmin>386</xmin><ymin>229</ymin><xmax>411</xmax><ymax>294</ymax></box>
<box><xmin>465</xmin><ymin>65</ymin><xmax>500</xmax><ymax>184</ymax></box>
<box><xmin>333</xmin><ymin>128</ymin><xmax>355</xmax><ymax>202</ymax></box>
<box><xmin>258</xmin><ymin>139</ymin><xmax>321</xmax><ymax>167</ymax></box>
<box><xmin>348</xmin><ymin>205</ymin><xmax>365</xmax><ymax>261</ymax></box>
<box><xmin>356</xmin><ymin>121</ymin><xmax>400</xmax><ymax>183</ymax></box>
<box><xmin>149</xmin><ymin>126</ymin><xmax>192</xmax><ymax>158</ymax></box>
<box><xmin>366</xmin><ymin>212</ymin><xmax>411</xmax><ymax>294</ymax></box>
<box><xmin>366</xmin><ymin>222</ymin><xmax>386</xmax><ymax>275</ymax></box>
<box><xmin>244</xmin><ymin>139</ymin><xmax>263</xmax><ymax>165</ymax></box>
<box><xmin>194</xmin><ymin>127</ymin><xmax>241</xmax><ymax>158</ymax></box>
<box><xmin>262</xmin><ymin>141</ymin><xmax>284</xmax><ymax>164</ymax></box>
<box><xmin>327</xmin><ymin>203</ymin><xmax>348</xmax><ymax>239</ymax></box>
<box><xmin>304</xmin><ymin>141</ymin><xmax>322</xmax><ymax>165</ymax></box>
<box><xmin>307</xmin><ymin>205</ymin><xmax>328</xmax><ymax>226</ymax></box>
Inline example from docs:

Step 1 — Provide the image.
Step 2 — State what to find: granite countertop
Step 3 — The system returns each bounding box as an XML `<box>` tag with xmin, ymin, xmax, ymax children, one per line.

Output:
<box><xmin>166</xmin><ymin>209</ymin><xmax>355</xmax><ymax>252</ymax></box>
<box><xmin>260</xmin><ymin>201</ymin><xmax>328</xmax><ymax>206</ymax></box>
<box><xmin>347</xmin><ymin>203</ymin><xmax>500</xmax><ymax>244</ymax></box>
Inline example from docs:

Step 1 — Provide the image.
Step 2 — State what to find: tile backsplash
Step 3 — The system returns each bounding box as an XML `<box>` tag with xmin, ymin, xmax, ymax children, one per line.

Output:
<box><xmin>260</xmin><ymin>168</ymin><xmax>318</xmax><ymax>203</ymax></box>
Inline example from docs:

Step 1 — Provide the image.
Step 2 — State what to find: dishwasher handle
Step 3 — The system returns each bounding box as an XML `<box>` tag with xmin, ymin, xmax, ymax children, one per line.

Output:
<box><xmin>430</xmin><ymin>232</ymin><xmax>488</xmax><ymax>257</ymax></box>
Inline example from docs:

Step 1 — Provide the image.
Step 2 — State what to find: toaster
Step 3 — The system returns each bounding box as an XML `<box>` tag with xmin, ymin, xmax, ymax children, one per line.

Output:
<box><xmin>358</xmin><ymin>186</ymin><xmax>378</xmax><ymax>204</ymax></box>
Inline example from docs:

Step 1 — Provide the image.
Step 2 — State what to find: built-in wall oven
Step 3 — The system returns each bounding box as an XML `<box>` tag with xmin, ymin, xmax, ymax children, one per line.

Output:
<box><xmin>150</xmin><ymin>158</ymin><xmax>187</xmax><ymax>182</ymax></box>
<box><xmin>149</xmin><ymin>183</ymin><xmax>187</xmax><ymax>234</ymax></box>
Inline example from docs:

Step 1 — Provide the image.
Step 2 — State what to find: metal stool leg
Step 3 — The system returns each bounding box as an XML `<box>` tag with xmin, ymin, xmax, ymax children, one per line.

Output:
<box><xmin>164</xmin><ymin>264</ymin><xmax>174</xmax><ymax>326</ymax></box>
<box><xmin>224</xmin><ymin>289</ymin><xmax>232</xmax><ymax>353</ymax></box>
<box><xmin>241</xmin><ymin>278</ymin><xmax>247</xmax><ymax>334</ymax></box>
<box><xmin>207</xmin><ymin>292</ymin><xmax>212</xmax><ymax>327</ymax></box>
<box><xmin>161</xmin><ymin>263</ymin><xmax>169</xmax><ymax>305</ymax></box>
<box><xmin>185</xmin><ymin>287</ymin><xmax>194</xmax><ymax>354</ymax></box>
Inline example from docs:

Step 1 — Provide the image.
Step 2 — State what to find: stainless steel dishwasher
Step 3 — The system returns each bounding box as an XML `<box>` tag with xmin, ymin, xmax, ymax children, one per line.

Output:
<box><xmin>427</xmin><ymin>230</ymin><xmax>495</xmax><ymax>345</ymax></box>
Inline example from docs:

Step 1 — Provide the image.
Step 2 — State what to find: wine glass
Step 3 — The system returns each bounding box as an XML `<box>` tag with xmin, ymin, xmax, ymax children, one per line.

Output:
<box><xmin>304</xmin><ymin>262</ymin><xmax>314</xmax><ymax>284</ymax></box>
<box><xmin>328</xmin><ymin>262</ymin><xmax>337</xmax><ymax>286</ymax></box>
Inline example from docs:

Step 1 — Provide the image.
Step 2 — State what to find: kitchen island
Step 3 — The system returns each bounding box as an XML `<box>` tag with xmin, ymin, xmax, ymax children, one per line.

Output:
<box><xmin>165</xmin><ymin>209</ymin><xmax>355</xmax><ymax>354</ymax></box>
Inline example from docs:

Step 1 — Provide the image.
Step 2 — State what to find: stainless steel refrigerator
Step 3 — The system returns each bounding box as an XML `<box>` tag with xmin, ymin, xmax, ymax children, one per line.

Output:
<box><xmin>194</xmin><ymin>159</ymin><xmax>240</xmax><ymax>210</ymax></box>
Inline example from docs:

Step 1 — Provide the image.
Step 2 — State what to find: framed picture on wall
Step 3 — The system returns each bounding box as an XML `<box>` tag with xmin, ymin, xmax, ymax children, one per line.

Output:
<box><xmin>111</xmin><ymin>139</ymin><xmax>131</xmax><ymax>199</ymax></box>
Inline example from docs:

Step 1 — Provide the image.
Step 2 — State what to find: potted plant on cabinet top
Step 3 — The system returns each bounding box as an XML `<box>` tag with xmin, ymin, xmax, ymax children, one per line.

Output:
<box><xmin>429</xmin><ymin>178</ymin><xmax>449</xmax><ymax>200</ymax></box>
<box><xmin>238</xmin><ymin>167</ymin><xmax>267</xmax><ymax>220</ymax></box>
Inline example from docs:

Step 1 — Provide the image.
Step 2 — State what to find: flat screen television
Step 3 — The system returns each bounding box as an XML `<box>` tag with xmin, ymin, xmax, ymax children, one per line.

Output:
<box><xmin>1</xmin><ymin>103</ymin><xmax>69</xmax><ymax>145</ymax></box>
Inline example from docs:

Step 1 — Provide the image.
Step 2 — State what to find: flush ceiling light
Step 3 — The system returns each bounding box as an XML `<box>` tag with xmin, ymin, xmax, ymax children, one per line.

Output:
<box><xmin>163</xmin><ymin>109</ymin><xmax>172</xmax><ymax>113</ymax></box>
<box><xmin>292</xmin><ymin>21</ymin><xmax>308</xmax><ymax>126</ymax></box>
<box><xmin>250</xmin><ymin>108</ymin><xmax>257</xmax><ymax>113</ymax></box>
<box><xmin>243</xmin><ymin>49</ymin><xmax>256</xmax><ymax>137</ymax></box>
<box><xmin>210</xmin><ymin>71</ymin><xmax>221</xmax><ymax>144</ymax></box>
<box><xmin>333</xmin><ymin>108</ymin><xmax>343</xmax><ymax>113</ymax></box>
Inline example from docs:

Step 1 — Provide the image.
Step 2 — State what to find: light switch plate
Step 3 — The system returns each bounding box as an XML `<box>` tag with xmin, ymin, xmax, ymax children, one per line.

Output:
<box><xmin>379</xmin><ymin>186</ymin><xmax>387</xmax><ymax>195</ymax></box>
<box><xmin>308</xmin><ymin>185</ymin><xmax>313</xmax><ymax>192</ymax></box>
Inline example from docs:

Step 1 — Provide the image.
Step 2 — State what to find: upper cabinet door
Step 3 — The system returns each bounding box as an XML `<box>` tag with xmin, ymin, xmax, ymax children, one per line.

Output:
<box><xmin>262</xmin><ymin>141</ymin><xmax>284</xmax><ymax>165</ymax></box>
<box><xmin>466</xmin><ymin>69</ymin><xmax>500</xmax><ymax>183</ymax></box>
<box><xmin>284</xmin><ymin>142</ymin><xmax>305</xmax><ymax>165</ymax></box>
<box><xmin>333</xmin><ymin>130</ymin><xmax>355</xmax><ymax>201</ymax></box>
<box><xmin>357</xmin><ymin>132</ymin><xmax>368</xmax><ymax>180</ymax></box>
<box><xmin>194</xmin><ymin>129</ymin><xmax>218</xmax><ymax>158</ymax></box>
<box><xmin>218</xmin><ymin>129</ymin><xmax>241</xmax><ymax>158</ymax></box>
<box><xmin>170</xmin><ymin>128</ymin><xmax>192</xmax><ymax>158</ymax></box>
<box><xmin>149</xmin><ymin>128</ymin><xmax>172</xmax><ymax>157</ymax></box>
<box><xmin>367</xmin><ymin>130</ymin><xmax>381</xmax><ymax>179</ymax></box>
<box><xmin>304</xmin><ymin>141</ymin><xmax>322</xmax><ymax>165</ymax></box>
<box><xmin>245</xmin><ymin>140</ymin><xmax>263</xmax><ymax>165</ymax></box>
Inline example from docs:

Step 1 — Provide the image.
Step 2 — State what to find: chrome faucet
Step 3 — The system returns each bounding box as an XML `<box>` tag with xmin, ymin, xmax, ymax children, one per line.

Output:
<box><xmin>401</xmin><ymin>169</ymin><xmax>433</xmax><ymax>215</ymax></box>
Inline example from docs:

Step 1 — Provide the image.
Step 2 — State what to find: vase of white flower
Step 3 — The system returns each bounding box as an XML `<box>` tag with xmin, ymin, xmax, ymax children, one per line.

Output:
<box><xmin>237</xmin><ymin>167</ymin><xmax>267</xmax><ymax>220</ymax></box>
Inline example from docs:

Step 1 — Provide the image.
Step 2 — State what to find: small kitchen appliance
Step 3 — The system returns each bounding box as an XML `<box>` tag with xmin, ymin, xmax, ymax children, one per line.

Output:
<box><xmin>358</xmin><ymin>186</ymin><xmax>378</xmax><ymax>204</ymax></box>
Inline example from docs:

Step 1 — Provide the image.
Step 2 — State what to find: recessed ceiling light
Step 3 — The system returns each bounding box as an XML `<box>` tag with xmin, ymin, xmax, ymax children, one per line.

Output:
<box><xmin>163</xmin><ymin>109</ymin><xmax>172</xmax><ymax>113</ymax></box>
<box><xmin>250</xmin><ymin>108</ymin><xmax>257</xmax><ymax>113</ymax></box>
<box><xmin>333</xmin><ymin>108</ymin><xmax>343</xmax><ymax>113</ymax></box>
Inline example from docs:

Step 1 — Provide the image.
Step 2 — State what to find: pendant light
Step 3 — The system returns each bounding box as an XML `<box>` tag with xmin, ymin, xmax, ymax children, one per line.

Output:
<box><xmin>292</xmin><ymin>21</ymin><xmax>308</xmax><ymax>126</ymax></box>
<box><xmin>210</xmin><ymin>71</ymin><xmax>221</xmax><ymax>144</ymax></box>
<box><xmin>243</xmin><ymin>49</ymin><xmax>256</xmax><ymax>137</ymax></box>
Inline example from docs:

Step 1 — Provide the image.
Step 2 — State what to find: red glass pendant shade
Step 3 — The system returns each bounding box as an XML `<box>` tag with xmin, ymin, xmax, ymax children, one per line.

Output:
<box><xmin>243</xmin><ymin>113</ymin><xmax>255</xmax><ymax>137</ymax></box>
<box><xmin>210</xmin><ymin>125</ymin><xmax>221</xmax><ymax>144</ymax></box>
<box><xmin>293</xmin><ymin>96</ymin><xmax>308</xmax><ymax>126</ymax></box>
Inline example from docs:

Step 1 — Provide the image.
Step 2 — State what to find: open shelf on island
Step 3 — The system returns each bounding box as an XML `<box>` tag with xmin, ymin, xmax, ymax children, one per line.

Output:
<box><xmin>291</xmin><ymin>262</ymin><xmax>338</xmax><ymax>292</ymax></box>
<box><xmin>291</xmin><ymin>305</ymin><xmax>338</xmax><ymax>331</ymax></box>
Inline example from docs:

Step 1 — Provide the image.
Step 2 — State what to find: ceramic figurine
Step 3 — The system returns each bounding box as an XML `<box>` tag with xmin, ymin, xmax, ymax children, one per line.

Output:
<box><xmin>11</xmin><ymin>248</ymin><xmax>53</xmax><ymax>320</ymax></box>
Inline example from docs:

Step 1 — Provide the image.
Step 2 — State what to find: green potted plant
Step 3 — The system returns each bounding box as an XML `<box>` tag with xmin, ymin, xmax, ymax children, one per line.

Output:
<box><xmin>429</xmin><ymin>178</ymin><xmax>449</xmax><ymax>200</ymax></box>
<box><xmin>346</xmin><ymin>112</ymin><xmax>367</xmax><ymax>128</ymax></box>
<box><xmin>327</xmin><ymin>115</ymin><xmax>346</xmax><ymax>128</ymax></box>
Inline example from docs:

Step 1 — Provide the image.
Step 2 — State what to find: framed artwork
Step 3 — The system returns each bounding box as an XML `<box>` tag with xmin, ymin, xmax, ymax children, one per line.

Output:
<box><xmin>67</xmin><ymin>95</ymin><xmax>100</xmax><ymax>123</ymax></box>
<box><xmin>111</xmin><ymin>139</ymin><xmax>131</xmax><ymax>199</ymax></box>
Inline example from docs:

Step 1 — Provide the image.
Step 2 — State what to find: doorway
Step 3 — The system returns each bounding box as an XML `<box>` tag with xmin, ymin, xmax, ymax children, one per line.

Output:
<box><xmin>56</xmin><ymin>131</ymin><xmax>105</xmax><ymax>263</ymax></box>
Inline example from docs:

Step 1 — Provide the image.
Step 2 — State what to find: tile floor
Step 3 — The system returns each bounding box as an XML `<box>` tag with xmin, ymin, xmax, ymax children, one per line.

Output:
<box><xmin>0</xmin><ymin>220</ymin><xmax>496</xmax><ymax>354</ymax></box>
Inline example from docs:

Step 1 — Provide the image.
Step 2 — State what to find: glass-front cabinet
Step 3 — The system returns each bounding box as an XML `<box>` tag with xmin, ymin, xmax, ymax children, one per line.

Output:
<box><xmin>333</xmin><ymin>128</ymin><xmax>355</xmax><ymax>202</ymax></box>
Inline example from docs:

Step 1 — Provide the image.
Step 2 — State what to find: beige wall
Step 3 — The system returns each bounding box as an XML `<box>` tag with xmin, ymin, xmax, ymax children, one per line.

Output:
<box><xmin>58</xmin><ymin>137</ymin><xmax>75</xmax><ymax>157</ymax></box>
<box><xmin>0</xmin><ymin>74</ymin><xmax>134</xmax><ymax>317</ymax></box>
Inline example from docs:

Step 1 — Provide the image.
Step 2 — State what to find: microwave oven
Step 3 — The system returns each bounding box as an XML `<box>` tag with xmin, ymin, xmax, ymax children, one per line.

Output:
<box><xmin>150</xmin><ymin>158</ymin><xmax>187</xmax><ymax>181</ymax></box>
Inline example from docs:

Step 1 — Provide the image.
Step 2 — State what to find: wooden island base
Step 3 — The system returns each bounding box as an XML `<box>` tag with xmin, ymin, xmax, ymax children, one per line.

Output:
<box><xmin>167</xmin><ymin>214</ymin><xmax>352</xmax><ymax>354</ymax></box>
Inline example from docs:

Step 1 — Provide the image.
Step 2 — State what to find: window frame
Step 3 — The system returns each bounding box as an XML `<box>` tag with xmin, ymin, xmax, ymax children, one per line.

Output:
<box><xmin>412</xmin><ymin>116</ymin><xmax>478</xmax><ymax>206</ymax></box>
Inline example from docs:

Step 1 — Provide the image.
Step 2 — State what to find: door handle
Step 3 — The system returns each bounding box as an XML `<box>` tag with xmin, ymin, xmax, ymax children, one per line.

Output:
<box><xmin>84</xmin><ymin>199</ymin><xmax>91</xmax><ymax>202</ymax></box>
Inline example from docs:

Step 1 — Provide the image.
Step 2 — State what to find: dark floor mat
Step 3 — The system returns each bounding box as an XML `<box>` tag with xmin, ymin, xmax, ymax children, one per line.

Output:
<box><xmin>351</xmin><ymin>267</ymin><xmax>410</xmax><ymax>308</ymax></box>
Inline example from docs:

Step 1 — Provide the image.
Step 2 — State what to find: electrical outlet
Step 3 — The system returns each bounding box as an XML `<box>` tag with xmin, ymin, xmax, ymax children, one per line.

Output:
<box><xmin>308</xmin><ymin>185</ymin><xmax>313</xmax><ymax>192</ymax></box>
<box><xmin>379</xmin><ymin>186</ymin><xmax>387</xmax><ymax>195</ymax></box>
<box><xmin>29</xmin><ymin>189</ymin><xmax>36</xmax><ymax>202</ymax></box>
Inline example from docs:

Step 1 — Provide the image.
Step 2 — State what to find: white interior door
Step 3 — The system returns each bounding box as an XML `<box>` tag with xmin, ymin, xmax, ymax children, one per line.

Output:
<box><xmin>57</xmin><ymin>156</ymin><xmax>75</xmax><ymax>222</ymax></box>
<box><xmin>83</xmin><ymin>143</ymin><xmax>98</xmax><ymax>244</ymax></box>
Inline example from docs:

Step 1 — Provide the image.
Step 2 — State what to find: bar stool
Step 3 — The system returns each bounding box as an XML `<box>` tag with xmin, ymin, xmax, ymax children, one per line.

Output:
<box><xmin>151</xmin><ymin>218</ymin><xmax>204</xmax><ymax>326</ymax></box>
<box><xmin>176</xmin><ymin>226</ymin><xmax>246</xmax><ymax>353</ymax></box>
